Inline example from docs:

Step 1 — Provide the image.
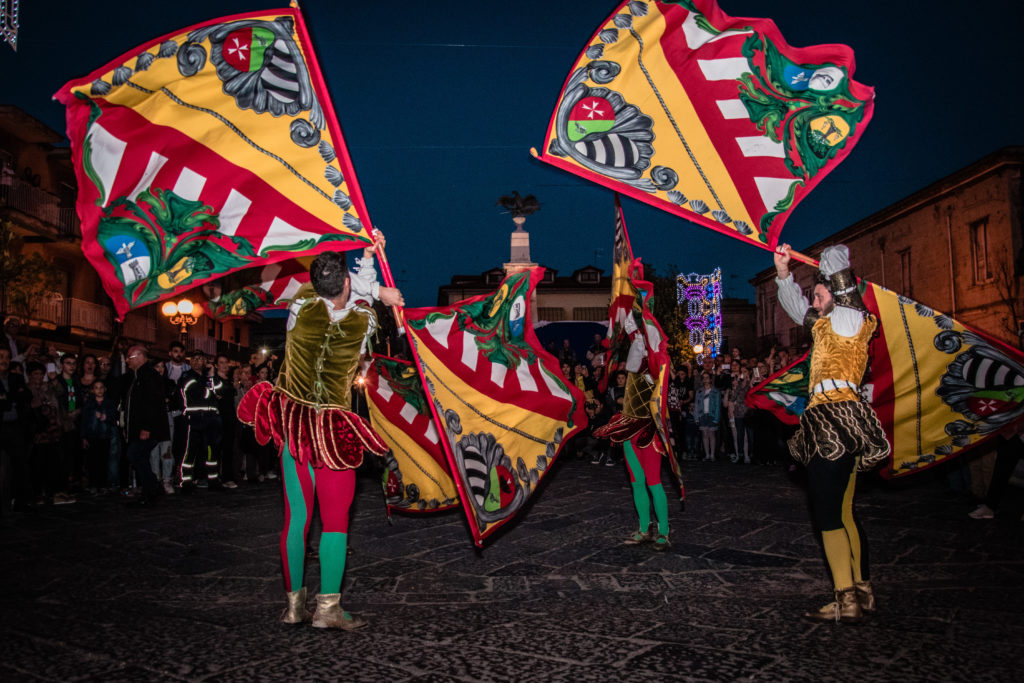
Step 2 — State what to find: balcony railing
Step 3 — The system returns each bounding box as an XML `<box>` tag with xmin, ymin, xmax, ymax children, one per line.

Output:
<box><xmin>122</xmin><ymin>312</ymin><xmax>157</xmax><ymax>344</ymax></box>
<box><xmin>32</xmin><ymin>297</ymin><xmax>64</xmax><ymax>326</ymax></box>
<box><xmin>68</xmin><ymin>298</ymin><xmax>114</xmax><ymax>336</ymax></box>
<box><xmin>188</xmin><ymin>334</ymin><xmax>217</xmax><ymax>356</ymax></box>
<box><xmin>0</xmin><ymin>177</ymin><xmax>79</xmax><ymax>236</ymax></box>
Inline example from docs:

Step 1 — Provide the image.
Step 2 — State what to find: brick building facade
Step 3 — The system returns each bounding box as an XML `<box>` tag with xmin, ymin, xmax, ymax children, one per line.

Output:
<box><xmin>750</xmin><ymin>147</ymin><xmax>1024</xmax><ymax>353</ymax></box>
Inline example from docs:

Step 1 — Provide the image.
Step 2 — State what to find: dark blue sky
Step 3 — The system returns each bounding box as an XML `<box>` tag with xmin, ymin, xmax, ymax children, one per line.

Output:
<box><xmin>3</xmin><ymin>1</ymin><xmax>1021</xmax><ymax>306</ymax></box>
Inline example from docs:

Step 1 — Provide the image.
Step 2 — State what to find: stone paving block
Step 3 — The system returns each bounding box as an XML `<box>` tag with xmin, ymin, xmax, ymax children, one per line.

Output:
<box><xmin>624</xmin><ymin>641</ymin><xmax>778</xmax><ymax>679</ymax></box>
<box><xmin>703</xmin><ymin>547</ymin><xmax>800</xmax><ymax>568</ymax></box>
<box><xmin>206</xmin><ymin>651</ymin><xmax>416</xmax><ymax>683</ymax></box>
<box><xmin>0</xmin><ymin>631</ymin><xmax>130</xmax><ymax>682</ymax></box>
<box><xmin>391</xmin><ymin>571</ymin><xmax>488</xmax><ymax>594</ymax></box>
<box><xmin>389</xmin><ymin>641</ymin><xmax>581</xmax><ymax>682</ymax></box>
<box><xmin>661</xmin><ymin>571</ymin><xmax>731</xmax><ymax>595</ymax></box>
<box><xmin>459</xmin><ymin>624</ymin><xmax>647</xmax><ymax>667</ymax></box>
<box><xmin>885</xmin><ymin>645</ymin><xmax>1020</xmax><ymax>683</ymax></box>
<box><xmin>520</xmin><ymin>664</ymin><xmax>668</xmax><ymax>683</ymax></box>
<box><xmin>611</xmin><ymin>572</ymin><xmax>672</xmax><ymax>593</ymax></box>
<box><xmin>640</xmin><ymin>552</ymin><xmax>719</xmax><ymax>572</ymax></box>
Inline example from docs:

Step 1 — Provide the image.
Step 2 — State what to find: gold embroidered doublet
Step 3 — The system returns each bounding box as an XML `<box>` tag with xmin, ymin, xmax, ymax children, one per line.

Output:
<box><xmin>807</xmin><ymin>314</ymin><xmax>876</xmax><ymax>409</ymax></box>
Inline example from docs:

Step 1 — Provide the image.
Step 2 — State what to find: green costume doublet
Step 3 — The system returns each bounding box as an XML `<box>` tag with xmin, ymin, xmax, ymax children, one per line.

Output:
<box><xmin>276</xmin><ymin>295</ymin><xmax>374</xmax><ymax>411</ymax></box>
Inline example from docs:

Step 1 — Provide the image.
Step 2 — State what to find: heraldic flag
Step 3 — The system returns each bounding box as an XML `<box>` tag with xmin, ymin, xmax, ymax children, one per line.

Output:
<box><xmin>200</xmin><ymin>257</ymin><xmax>313</xmax><ymax>319</ymax></box>
<box><xmin>403</xmin><ymin>268</ymin><xmax>587</xmax><ymax>545</ymax></box>
<box><xmin>605</xmin><ymin>197</ymin><xmax>683</xmax><ymax>497</ymax></box>
<box><xmin>364</xmin><ymin>354</ymin><xmax>460</xmax><ymax>514</ymax></box>
<box><xmin>54</xmin><ymin>6</ymin><xmax>374</xmax><ymax>318</ymax></box>
<box><xmin>748</xmin><ymin>282</ymin><xmax>1024</xmax><ymax>478</ymax></box>
<box><xmin>533</xmin><ymin>0</ymin><xmax>874</xmax><ymax>251</ymax></box>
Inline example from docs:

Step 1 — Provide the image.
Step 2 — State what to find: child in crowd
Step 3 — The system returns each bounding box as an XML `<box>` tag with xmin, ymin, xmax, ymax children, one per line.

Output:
<box><xmin>80</xmin><ymin>379</ymin><xmax>119</xmax><ymax>492</ymax></box>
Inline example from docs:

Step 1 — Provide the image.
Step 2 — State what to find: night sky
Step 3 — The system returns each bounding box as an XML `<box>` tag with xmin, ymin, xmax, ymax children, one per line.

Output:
<box><xmin>2</xmin><ymin>1</ymin><xmax>1022</xmax><ymax>306</ymax></box>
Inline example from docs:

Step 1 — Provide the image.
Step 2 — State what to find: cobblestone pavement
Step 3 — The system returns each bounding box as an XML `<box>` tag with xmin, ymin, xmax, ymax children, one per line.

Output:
<box><xmin>1</xmin><ymin>456</ymin><xmax>1022</xmax><ymax>682</ymax></box>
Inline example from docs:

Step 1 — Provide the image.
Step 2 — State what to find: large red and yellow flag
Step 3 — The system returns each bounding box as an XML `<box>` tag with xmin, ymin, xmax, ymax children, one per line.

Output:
<box><xmin>364</xmin><ymin>354</ymin><xmax>460</xmax><ymax>514</ymax></box>
<box><xmin>533</xmin><ymin>0</ymin><xmax>874</xmax><ymax>250</ymax></box>
<box><xmin>198</xmin><ymin>257</ymin><xmax>313</xmax><ymax>319</ymax></box>
<box><xmin>404</xmin><ymin>268</ymin><xmax>587</xmax><ymax>545</ymax></box>
<box><xmin>54</xmin><ymin>7</ymin><xmax>373</xmax><ymax>318</ymax></box>
<box><xmin>605</xmin><ymin>197</ymin><xmax>683</xmax><ymax>497</ymax></box>
<box><xmin>747</xmin><ymin>282</ymin><xmax>1024</xmax><ymax>477</ymax></box>
<box><xmin>603</xmin><ymin>195</ymin><xmax>637</xmax><ymax>389</ymax></box>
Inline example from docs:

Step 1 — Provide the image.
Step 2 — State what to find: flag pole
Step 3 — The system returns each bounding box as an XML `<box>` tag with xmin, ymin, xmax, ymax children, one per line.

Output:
<box><xmin>784</xmin><ymin>248</ymin><xmax>819</xmax><ymax>268</ymax></box>
<box><xmin>371</xmin><ymin>229</ymin><xmax>405</xmax><ymax>335</ymax></box>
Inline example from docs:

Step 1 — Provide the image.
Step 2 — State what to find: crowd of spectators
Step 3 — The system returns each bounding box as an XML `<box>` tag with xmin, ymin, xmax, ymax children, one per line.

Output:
<box><xmin>559</xmin><ymin>338</ymin><xmax>802</xmax><ymax>468</ymax></box>
<box><xmin>2</xmin><ymin>317</ymin><xmax>1020</xmax><ymax>519</ymax></box>
<box><xmin>0</xmin><ymin>329</ymin><xmax>280</xmax><ymax>511</ymax></box>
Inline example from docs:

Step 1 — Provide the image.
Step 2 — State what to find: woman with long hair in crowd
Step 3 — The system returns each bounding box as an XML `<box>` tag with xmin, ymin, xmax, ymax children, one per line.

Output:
<box><xmin>694</xmin><ymin>372</ymin><xmax>721</xmax><ymax>461</ymax></box>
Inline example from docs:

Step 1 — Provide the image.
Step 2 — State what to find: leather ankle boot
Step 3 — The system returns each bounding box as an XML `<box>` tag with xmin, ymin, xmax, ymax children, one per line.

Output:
<box><xmin>311</xmin><ymin>593</ymin><xmax>367</xmax><ymax>630</ymax></box>
<box><xmin>804</xmin><ymin>587</ymin><xmax>863</xmax><ymax>623</ymax></box>
<box><xmin>281</xmin><ymin>587</ymin><xmax>312</xmax><ymax>624</ymax></box>
<box><xmin>624</xmin><ymin>522</ymin><xmax>655</xmax><ymax>545</ymax></box>
<box><xmin>854</xmin><ymin>580</ymin><xmax>876</xmax><ymax>612</ymax></box>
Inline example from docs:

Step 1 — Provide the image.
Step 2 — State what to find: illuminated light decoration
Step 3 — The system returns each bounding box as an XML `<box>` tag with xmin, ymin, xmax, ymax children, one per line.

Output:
<box><xmin>1</xmin><ymin>0</ymin><xmax>18</xmax><ymax>51</ymax></box>
<box><xmin>677</xmin><ymin>268</ymin><xmax>722</xmax><ymax>362</ymax></box>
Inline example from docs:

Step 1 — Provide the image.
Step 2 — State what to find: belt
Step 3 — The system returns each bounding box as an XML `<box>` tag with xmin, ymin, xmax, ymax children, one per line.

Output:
<box><xmin>811</xmin><ymin>379</ymin><xmax>859</xmax><ymax>395</ymax></box>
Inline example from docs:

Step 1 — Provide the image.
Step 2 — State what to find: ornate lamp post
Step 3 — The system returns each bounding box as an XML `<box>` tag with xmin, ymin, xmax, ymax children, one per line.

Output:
<box><xmin>161</xmin><ymin>297</ymin><xmax>201</xmax><ymax>342</ymax></box>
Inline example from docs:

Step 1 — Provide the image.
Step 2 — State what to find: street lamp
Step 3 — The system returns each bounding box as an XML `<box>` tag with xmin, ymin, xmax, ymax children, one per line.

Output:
<box><xmin>161</xmin><ymin>297</ymin><xmax>202</xmax><ymax>340</ymax></box>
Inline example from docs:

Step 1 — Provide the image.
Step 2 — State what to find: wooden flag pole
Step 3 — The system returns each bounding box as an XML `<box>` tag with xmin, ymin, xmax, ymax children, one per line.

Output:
<box><xmin>781</xmin><ymin>247</ymin><xmax>819</xmax><ymax>268</ymax></box>
<box><xmin>370</xmin><ymin>229</ymin><xmax>406</xmax><ymax>335</ymax></box>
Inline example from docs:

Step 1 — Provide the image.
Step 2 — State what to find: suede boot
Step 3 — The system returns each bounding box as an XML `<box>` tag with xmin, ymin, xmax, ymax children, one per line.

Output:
<box><xmin>281</xmin><ymin>587</ymin><xmax>312</xmax><ymax>624</ymax></box>
<box><xmin>804</xmin><ymin>587</ymin><xmax>862</xmax><ymax>623</ymax></box>
<box><xmin>311</xmin><ymin>593</ymin><xmax>367</xmax><ymax>631</ymax></box>
<box><xmin>854</xmin><ymin>580</ymin><xmax>876</xmax><ymax>612</ymax></box>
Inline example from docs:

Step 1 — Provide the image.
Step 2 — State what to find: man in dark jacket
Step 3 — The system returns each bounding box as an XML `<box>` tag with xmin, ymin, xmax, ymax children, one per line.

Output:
<box><xmin>52</xmin><ymin>353</ymin><xmax>83</xmax><ymax>494</ymax></box>
<box><xmin>213</xmin><ymin>354</ymin><xmax>238</xmax><ymax>488</ymax></box>
<box><xmin>122</xmin><ymin>345</ymin><xmax>170</xmax><ymax>505</ymax></box>
<box><xmin>180</xmin><ymin>351</ymin><xmax>224</xmax><ymax>491</ymax></box>
<box><xmin>0</xmin><ymin>347</ymin><xmax>31</xmax><ymax>513</ymax></box>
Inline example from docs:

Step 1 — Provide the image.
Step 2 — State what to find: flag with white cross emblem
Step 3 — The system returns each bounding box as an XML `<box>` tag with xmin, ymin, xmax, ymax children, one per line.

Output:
<box><xmin>533</xmin><ymin>0</ymin><xmax>874</xmax><ymax>252</ymax></box>
<box><xmin>54</xmin><ymin>7</ymin><xmax>372</xmax><ymax>318</ymax></box>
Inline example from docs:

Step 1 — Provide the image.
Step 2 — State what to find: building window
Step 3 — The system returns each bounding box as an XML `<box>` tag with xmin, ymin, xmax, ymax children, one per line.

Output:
<box><xmin>573</xmin><ymin>307</ymin><xmax>606</xmax><ymax>321</ymax></box>
<box><xmin>485</xmin><ymin>271</ymin><xmax>503</xmax><ymax>285</ymax></box>
<box><xmin>898</xmin><ymin>248</ymin><xmax>912</xmax><ymax>296</ymax></box>
<box><xmin>577</xmin><ymin>270</ymin><xmax>599</xmax><ymax>284</ymax></box>
<box><xmin>971</xmin><ymin>218</ymin><xmax>992</xmax><ymax>284</ymax></box>
<box><xmin>542</xmin><ymin>271</ymin><xmax>555</xmax><ymax>284</ymax></box>
<box><xmin>537</xmin><ymin>307</ymin><xmax>565</xmax><ymax>321</ymax></box>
